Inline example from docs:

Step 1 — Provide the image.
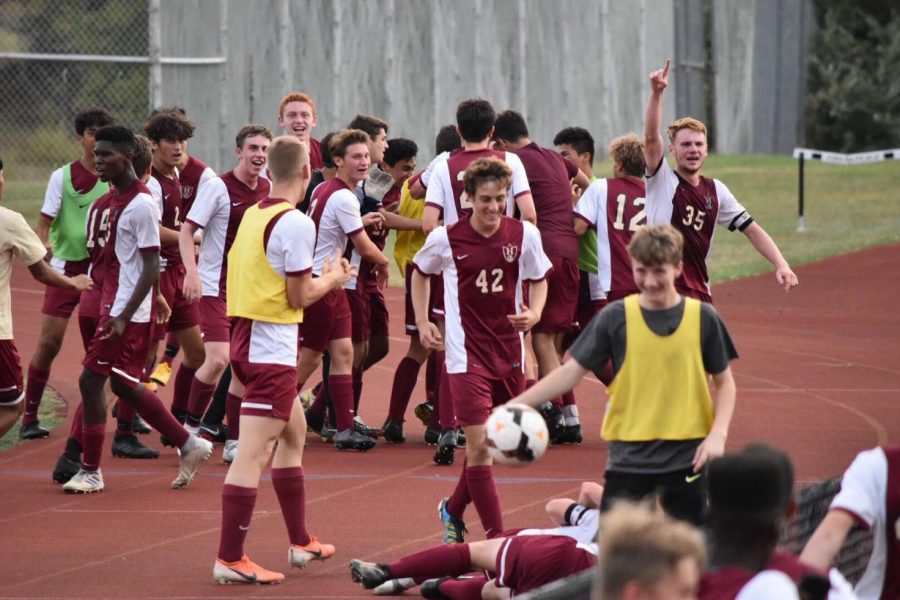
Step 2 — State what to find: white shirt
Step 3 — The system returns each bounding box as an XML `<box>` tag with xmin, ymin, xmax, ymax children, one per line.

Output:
<box><xmin>186</xmin><ymin>176</ymin><xmax>232</xmax><ymax>297</ymax></box>
<box><xmin>310</xmin><ymin>187</ymin><xmax>364</xmax><ymax>288</ymax></box>
<box><xmin>110</xmin><ymin>192</ymin><xmax>161</xmax><ymax>323</ymax></box>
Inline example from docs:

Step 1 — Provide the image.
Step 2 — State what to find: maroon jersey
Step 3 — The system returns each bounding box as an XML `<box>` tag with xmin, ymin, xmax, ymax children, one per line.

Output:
<box><xmin>85</xmin><ymin>192</ymin><xmax>115</xmax><ymax>286</ymax></box>
<box><xmin>309</xmin><ymin>138</ymin><xmax>323</xmax><ymax>171</ymax></box>
<box><xmin>178</xmin><ymin>155</ymin><xmax>211</xmax><ymax>218</ymax></box>
<box><xmin>514</xmin><ymin>142</ymin><xmax>579</xmax><ymax>261</ymax></box>
<box><xmin>699</xmin><ymin>552</ymin><xmax>827</xmax><ymax>599</ymax></box>
<box><xmin>149</xmin><ymin>166</ymin><xmax>183</xmax><ymax>269</ymax></box>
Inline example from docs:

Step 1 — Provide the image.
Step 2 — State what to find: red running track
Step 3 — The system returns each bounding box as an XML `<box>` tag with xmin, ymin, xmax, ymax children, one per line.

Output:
<box><xmin>0</xmin><ymin>243</ymin><xmax>898</xmax><ymax>598</ymax></box>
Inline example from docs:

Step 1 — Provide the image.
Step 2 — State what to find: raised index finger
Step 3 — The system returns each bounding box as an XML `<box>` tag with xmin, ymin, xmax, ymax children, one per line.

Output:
<box><xmin>662</xmin><ymin>58</ymin><xmax>671</xmax><ymax>78</ymax></box>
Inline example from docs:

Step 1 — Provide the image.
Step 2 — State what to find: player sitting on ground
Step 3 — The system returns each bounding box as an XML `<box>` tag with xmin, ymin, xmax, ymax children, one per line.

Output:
<box><xmin>412</xmin><ymin>157</ymin><xmax>551</xmax><ymax>542</ymax></box>
<box><xmin>643</xmin><ymin>59</ymin><xmax>798</xmax><ymax>302</ymax></box>
<box><xmin>509</xmin><ymin>224</ymin><xmax>737</xmax><ymax>525</ymax></box>
<box><xmin>213</xmin><ymin>136</ymin><xmax>353</xmax><ymax>585</ymax></box>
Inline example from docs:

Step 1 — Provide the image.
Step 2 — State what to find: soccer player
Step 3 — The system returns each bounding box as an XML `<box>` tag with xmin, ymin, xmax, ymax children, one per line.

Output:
<box><xmin>509</xmin><ymin>224</ymin><xmax>737</xmax><ymax>525</ymax></box>
<box><xmin>21</xmin><ymin>107</ymin><xmax>114</xmax><ymax>439</ymax></box>
<box><xmin>801</xmin><ymin>444</ymin><xmax>900</xmax><ymax>599</ymax></box>
<box><xmin>300</xmin><ymin>129</ymin><xmax>389</xmax><ymax>451</ymax></box>
<box><xmin>213</xmin><ymin>136</ymin><xmax>352</xmax><ymax>585</ymax></box>
<box><xmin>643</xmin><ymin>59</ymin><xmax>798</xmax><ymax>302</ymax></box>
<box><xmin>278</xmin><ymin>92</ymin><xmax>323</xmax><ymax>170</ymax></box>
<box><xmin>413</xmin><ymin>157</ymin><xmax>551</xmax><ymax>542</ymax></box>
<box><xmin>62</xmin><ymin>125</ymin><xmax>212</xmax><ymax>494</ymax></box>
<box><xmin>179</xmin><ymin>125</ymin><xmax>273</xmax><ymax>463</ymax></box>
<box><xmin>492</xmin><ymin>109</ymin><xmax>590</xmax><ymax>444</ymax></box>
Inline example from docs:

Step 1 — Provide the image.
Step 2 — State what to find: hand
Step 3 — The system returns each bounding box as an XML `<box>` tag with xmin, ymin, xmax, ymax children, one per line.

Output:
<box><xmin>649</xmin><ymin>58</ymin><xmax>671</xmax><ymax>94</ymax></box>
<box><xmin>362</xmin><ymin>212</ymin><xmax>385</xmax><ymax>228</ymax></box>
<box><xmin>571</xmin><ymin>181</ymin><xmax>585</xmax><ymax>199</ymax></box>
<box><xmin>70</xmin><ymin>274</ymin><xmax>93</xmax><ymax>292</ymax></box>
<box><xmin>418</xmin><ymin>321</ymin><xmax>444</xmax><ymax>351</ymax></box>
<box><xmin>507</xmin><ymin>303</ymin><xmax>539</xmax><ymax>332</ymax></box>
<box><xmin>775</xmin><ymin>265</ymin><xmax>798</xmax><ymax>292</ymax></box>
<box><xmin>321</xmin><ymin>249</ymin><xmax>355</xmax><ymax>288</ymax></box>
<box><xmin>183</xmin><ymin>271</ymin><xmax>202</xmax><ymax>303</ymax></box>
<box><xmin>98</xmin><ymin>316</ymin><xmax>126</xmax><ymax>341</ymax></box>
<box><xmin>154</xmin><ymin>293</ymin><xmax>171</xmax><ymax>325</ymax></box>
<box><xmin>373</xmin><ymin>263</ymin><xmax>389</xmax><ymax>289</ymax></box>
<box><xmin>692</xmin><ymin>430</ymin><xmax>726</xmax><ymax>472</ymax></box>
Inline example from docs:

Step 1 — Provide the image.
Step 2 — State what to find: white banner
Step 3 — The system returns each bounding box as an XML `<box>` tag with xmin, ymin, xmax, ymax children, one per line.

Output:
<box><xmin>793</xmin><ymin>148</ymin><xmax>900</xmax><ymax>165</ymax></box>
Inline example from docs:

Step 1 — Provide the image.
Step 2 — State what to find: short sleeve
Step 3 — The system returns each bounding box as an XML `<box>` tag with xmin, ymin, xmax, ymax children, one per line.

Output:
<box><xmin>421</xmin><ymin>152</ymin><xmax>447</xmax><ymax>188</ymax></box>
<box><xmin>132</xmin><ymin>195</ymin><xmax>162</xmax><ymax>249</ymax></box>
<box><xmin>700</xmin><ymin>303</ymin><xmax>739</xmax><ymax>375</ymax></box>
<box><xmin>333</xmin><ymin>190</ymin><xmax>364</xmax><ymax>235</ymax></box>
<box><xmin>146</xmin><ymin>177</ymin><xmax>165</xmax><ymax>217</ymax></box>
<box><xmin>574</xmin><ymin>178</ymin><xmax>607</xmax><ymax>226</ymax></box>
<box><xmin>644</xmin><ymin>158</ymin><xmax>679</xmax><ymax>225</ymax></box>
<box><xmin>505</xmin><ymin>152</ymin><xmax>531</xmax><ymax>198</ymax></box>
<box><xmin>40</xmin><ymin>168</ymin><xmax>64</xmax><ymax>219</ymax></box>
<box><xmin>267</xmin><ymin>211</ymin><xmax>314</xmax><ymax>276</ymax></box>
<box><xmin>4</xmin><ymin>210</ymin><xmax>47</xmax><ymax>266</ymax></box>
<box><xmin>425</xmin><ymin>160</ymin><xmax>450</xmax><ymax>209</ymax></box>
<box><xmin>563</xmin><ymin>156</ymin><xmax>579</xmax><ymax>179</ymax></box>
<box><xmin>413</xmin><ymin>227</ymin><xmax>450</xmax><ymax>275</ymax></box>
<box><xmin>568</xmin><ymin>303</ymin><xmax>619</xmax><ymax>375</ymax></box>
<box><xmin>714</xmin><ymin>180</ymin><xmax>754</xmax><ymax>231</ymax></box>
<box><xmin>186</xmin><ymin>177</ymin><xmax>227</xmax><ymax>229</ymax></box>
<box><xmin>829</xmin><ymin>447</ymin><xmax>886</xmax><ymax>530</ymax></box>
<box><xmin>520</xmin><ymin>222</ymin><xmax>552</xmax><ymax>281</ymax></box>
<box><xmin>735</xmin><ymin>571</ymin><xmax>799</xmax><ymax>600</ymax></box>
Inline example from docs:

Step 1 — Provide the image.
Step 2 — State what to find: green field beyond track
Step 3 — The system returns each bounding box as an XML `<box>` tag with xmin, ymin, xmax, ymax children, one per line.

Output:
<box><xmin>4</xmin><ymin>154</ymin><xmax>898</xmax><ymax>285</ymax></box>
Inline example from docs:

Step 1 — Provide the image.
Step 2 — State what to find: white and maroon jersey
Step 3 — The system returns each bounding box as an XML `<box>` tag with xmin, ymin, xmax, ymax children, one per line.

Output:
<box><xmin>230</xmin><ymin>203</ymin><xmax>315</xmax><ymax>367</ymax></box>
<box><xmin>84</xmin><ymin>191</ymin><xmax>115</xmax><ymax>286</ymax></box>
<box><xmin>645</xmin><ymin>158</ymin><xmax>753</xmax><ymax>296</ymax></box>
<box><xmin>425</xmin><ymin>148</ymin><xmax>531</xmax><ymax>226</ymax></box>
<box><xmin>147</xmin><ymin>166</ymin><xmax>182</xmax><ymax>270</ymax></box>
<box><xmin>413</xmin><ymin>215</ymin><xmax>551</xmax><ymax>378</ymax></box>
<box><xmin>101</xmin><ymin>181</ymin><xmax>160</xmax><ymax>323</ymax></box>
<box><xmin>186</xmin><ymin>170</ymin><xmax>271</xmax><ymax>298</ymax></box>
<box><xmin>307</xmin><ymin>178</ymin><xmax>364</xmax><ymax>288</ymax></box>
<box><xmin>178</xmin><ymin>156</ymin><xmax>216</xmax><ymax>218</ymax></box>
<box><xmin>829</xmin><ymin>445</ymin><xmax>900</xmax><ymax>599</ymax></box>
<box><xmin>516</xmin><ymin>505</ymin><xmax>600</xmax><ymax>554</ymax></box>
<box><xmin>574</xmin><ymin>177</ymin><xmax>646</xmax><ymax>296</ymax></box>
<box><xmin>420</xmin><ymin>150</ymin><xmax>451</xmax><ymax>189</ymax></box>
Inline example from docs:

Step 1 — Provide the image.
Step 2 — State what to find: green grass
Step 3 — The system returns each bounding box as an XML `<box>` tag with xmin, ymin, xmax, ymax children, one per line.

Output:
<box><xmin>0</xmin><ymin>388</ymin><xmax>65</xmax><ymax>452</ymax></box>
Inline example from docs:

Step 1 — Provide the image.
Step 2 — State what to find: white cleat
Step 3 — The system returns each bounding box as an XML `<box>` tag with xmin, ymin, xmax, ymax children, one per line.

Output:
<box><xmin>171</xmin><ymin>436</ymin><xmax>213</xmax><ymax>489</ymax></box>
<box><xmin>373</xmin><ymin>578</ymin><xmax>416</xmax><ymax>595</ymax></box>
<box><xmin>62</xmin><ymin>468</ymin><xmax>104</xmax><ymax>494</ymax></box>
<box><xmin>223</xmin><ymin>439</ymin><xmax>238</xmax><ymax>464</ymax></box>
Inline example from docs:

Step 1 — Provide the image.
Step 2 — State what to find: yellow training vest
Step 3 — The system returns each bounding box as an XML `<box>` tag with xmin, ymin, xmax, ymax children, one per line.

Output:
<box><xmin>602</xmin><ymin>295</ymin><xmax>712</xmax><ymax>441</ymax></box>
<box><xmin>226</xmin><ymin>201</ymin><xmax>303</xmax><ymax>324</ymax></box>
<box><xmin>393</xmin><ymin>178</ymin><xmax>427</xmax><ymax>274</ymax></box>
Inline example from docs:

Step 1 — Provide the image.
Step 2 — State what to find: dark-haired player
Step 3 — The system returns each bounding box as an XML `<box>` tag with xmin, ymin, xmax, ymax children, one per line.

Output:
<box><xmin>413</xmin><ymin>157</ymin><xmax>550</xmax><ymax>542</ymax></box>
<box><xmin>278</xmin><ymin>92</ymin><xmax>323</xmax><ymax>170</ymax></box>
<box><xmin>22</xmin><ymin>107</ymin><xmax>114</xmax><ymax>440</ymax></box>
<box><xmin>644</xmin><ymin>59</ymin><xmax>797</xmax><ymax>302</ymax></box>
<box><xmin>62</xmin><ymin>125</ymin><xmax>212</xmax><ymax>493</ymax></box>
<box><xmin>180</xmin><ymin>125</ymin><xmax>273</xmax><ymax>464</ymax></box>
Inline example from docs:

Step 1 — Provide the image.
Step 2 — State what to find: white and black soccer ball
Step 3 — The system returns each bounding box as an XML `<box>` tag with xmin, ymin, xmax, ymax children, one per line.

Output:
<box><xmin>485</xmin><ymin>404</ymin><xmax>549</xmax><ymax>466</ymax></box>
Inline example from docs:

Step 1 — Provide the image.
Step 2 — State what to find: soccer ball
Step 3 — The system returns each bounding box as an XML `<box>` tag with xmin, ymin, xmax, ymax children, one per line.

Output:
<box><xmin>485</xmin><ymin>405</ymin><xmax>549</xmax><ymax>466</ymax></box>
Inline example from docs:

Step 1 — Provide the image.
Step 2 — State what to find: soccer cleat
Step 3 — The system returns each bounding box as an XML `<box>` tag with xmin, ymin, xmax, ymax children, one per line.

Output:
<box><xmin>421</xmin><ymin>577</ymin><xmax>455</xmax><ymax>599</ymax></box>
<box><xmin>52</xmin><ymin>453</ymin><xmax>81</xmax><ymax>484</ymax></box>
<box><xmin>320</xmin><ymin>424</ymin><xmax>337</xmax><ymax>443</ymax></box>
<box><xmin>545</xmin><ymin>408</ymin><xmax>566</xmax><ymax>444</ymax></box>
<box><xmin>455</xmin><ymin>428</ymin><xmax>467</xmax><ymax>447</ymax></box>
<box><xmin>149</xmin><ymin>361</ymin><xmax>173</xmax><ymax>387</ymax></box>
<box><xmin>213</xmin><ymin>555</ymin><xmax>284</xmax><ymax>585</ymax></box>
<box><xmin>554</xmin><ymin>424</ymin><xmax>583</xmax><ymax>445</ymax></box>
<box><xmin>62</xmin><ymin>468</ymin><xmax>104</xmax><ymax>494</ymax></box>
<box><xmin>223</xmin><ymin>439</ymin><xmax>238</xmax><ymax>464</ymax></box>
<box><xmin>424</xmin><ymin>426</ymin><xmax>440</xmax><ymax>446</ymax></box>
<box><xmin>288</xmin><ymin>536</ymin><xmax>336</xmax><ymax>568</ymax></box>
<box><xmin>414</xmin><ymin>401</ymin><xmax>434</xmax><ymax>426</ymax></box>
<box><xmin>353</xmin><ymin>415</ymin><xmax>383</xmax><ymax>439</ymax></box>
<box><xmin>171</xmin><ymin>436</ymin><xmax>213</xmax><ymax>489</ymax></box>
<box><xmin>438</xmin><ymin>498</ymin><xmax>467</xmax><ymax>544</ymax></box>
<box><xmin>298</xmin><ymin>387</ymin><xmax>316</xmax><ymax>410</ymax></box>
<box><xmin>131</xmin><ymin>415</ymin><xmax>152</xmax><ymax>435</ymax></box>
<box><xmin>382</xmin><ymin>419</ymin><xmax>406</xmax><ymax>444</ymax></box>
<box><xmin>20</xmin><ymin>420</ymin><xmax>50</xmax><ymax>440</ymax></box>
<box><xmin>349</xmin><ymin>559</ymin><xmax>392</xmax><ymax>590</ymax></box>
<box><xmin>159</xmin><ymin>434</ymin><xmax>178</xmax><ymax>448</ymax></box>
<box><xmin>199</xmin><ymin>421</ymin><xmax>229</xmax><ymax>444</ymax></box>
<box><xmin>373</xmin><ymin>577</ymin><xmax>416</xmax><ymax>596</ymax></box>
<box><xmin>433</xmin><ymin>429</ymin><xmax>457</xmax><ymax>466</ymax></box>
<box><xmin>111</xmin><ymin>434</ymin><xmax>160</xmax><ymax>459</ymax></box>
<box><xmin>333</xmin><ymin>428</ymin><xmax>376</xmax><ymax>451</ymax></box>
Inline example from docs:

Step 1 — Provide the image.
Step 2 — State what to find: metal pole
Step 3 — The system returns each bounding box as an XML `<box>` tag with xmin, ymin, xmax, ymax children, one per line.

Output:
<box><xmin>217</xmin><ymin>1</ymin><xmax>229</xmax><ymax>173</ymax></box>
<box><xmin>148</xmin><ymin>0</ymin><xmax>162</xmax><ymax>109</ymax></box>
<box><xmin>797</xmin><ymin>154</ymin><xmax>806</xmax><ymax>232</ymax></box>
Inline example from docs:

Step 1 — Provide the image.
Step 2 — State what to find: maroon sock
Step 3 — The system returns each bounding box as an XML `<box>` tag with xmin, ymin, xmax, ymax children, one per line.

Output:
<box><xmin>352</xmin><ymin>368</ymin><xmax>363</xmax><ymax>415</ymax></box>
<box><xmin>81</xmin><ymin>422</ymin><xmax>106</xmax><ymax>471</ymax></box>
<box><xmin>388</xmin><ymin>543</ymin><xmax>471</xmax><ymax>580</ymax></box>
<box><xmin>562</xmin><ymin>390</ymin><xmax>576</xmax><ymax>406</ymax></box>
<box><xmin>466</xmin><ymin>465</ymin><xmax>503</xmax><ymax>538</ymax></box>
<box><xmin>185</xmin><ymin>376</ymin><xmax>217</xmax><ymax>427</ymax></box>
<box><xmin>119</xmin><ymin>378</ymin><xmax>188</xmax><ymax>447</ymax></box>
<box><xmin>225</xmin><ymin>392</ymin><xmax>241</xmax><ymax>441</ymax></box>
<box><xmin>439</xmin><ymin>575</ymin><xmax>491</xmax><ymax>600</ymax></box>
<box><xmin>117</xmin><ymin>398</ymin><xmax>135</xmax><ymax>422</ymax></box>
<box><xmin>446</xmin><ymin>459</ymin><xmax>471</xmax><ymax>518</ymax></box>
<box><xmin>271</xmin><ymin>467</ymin><xmax>310</xmax><ymax>546</ymax></box>
<box><xmin>307</xmin><ymin>382</ymin><xmax>328</xmax><ymax>417</ymax></box>
<box><xmin>388</xmin><ymin>357</ymin><xmax>421</xmax><ymax>423</ymax></box>
<box><xmin>218</xmin><ymin>484</ymin><xmax>258</xmax><ymax>562</ymax></box>
<box><xmin>425</xmin><ymin>351</ymin><xmax>437</xmax><ymax>403</ymax></box>
<box><xmin>23</xmin><ymin>365</ymin><xmax>50</xmax><ymax>424</ymax></box>
<box><xmin>69</xmin><ymin>402</ymin><xmax>84</xmax><ymax>442</ymax></box>
<box><xmin>171</xmin><ymin>365</ymin><xmax>197</xmax><ymax>414</ymax></box>
<box><xmin>438</xmin><ymin>364</ymin><xmax>455</xmax><ymax>429</ymax></box>
<box><xmin>329</xmin><ymin>374</ymin><xmax>354</xmax><ymax>430</ymax></box>
<box><xmin>525</xmin><ymin>378</ymin><xmax>537</xmax><ymax>389</ymax></box>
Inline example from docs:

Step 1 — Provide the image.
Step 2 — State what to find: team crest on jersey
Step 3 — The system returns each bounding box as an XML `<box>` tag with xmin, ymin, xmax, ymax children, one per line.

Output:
<box><xmin>181</xmin><ymin>185</ymin><xmax>194</xmax><ymax>200</ymax></box>
<box><xmin>704</xmin><ymin>195</ymin><xmax>714</xmax><ymax>210</ymax></box>
<box><xmin>502</xmin><ymin>244</ymin><xmax>518</xmax><ymax>263</ymax></box>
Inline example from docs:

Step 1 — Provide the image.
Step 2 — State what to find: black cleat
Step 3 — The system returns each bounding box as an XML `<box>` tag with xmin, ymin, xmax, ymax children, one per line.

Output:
<box><xmin>20</xmin><ymin>420</ymin><xmax>50</xmax><ymax>440</ymax></box>
<box><xmin>112</xmin><ymin>434</ymin><xmax>160</xmax><ymax>459</ymax></box>
<box><xmin>455</xmin><ymin>428</ymin><xmax>467</xmax><ymax>447</ymax></box>
<box><xmin>52</xmin><ymin>453</ymin><xmax>81</xmax><ymax>484</ymax></box>
<box><xmin>159</xmin><ymin>434</ymin><xmax>178</xmax><ymax>448</ymax></box>
<box><xmin>382</xmin><ymin>419</ymin><xmax>406</xmax><ymax>444</ymax></box>
<box><xmin>333</xmin><ymin>428</ymin><xmax>376</xmax><ymax>451</ymax></box>
<box><xmin>421</xmin><ymin>577</ymin><xmax>455</xmax><ymax>599</ymax></box>
<box><xmin>349</xmin><ymin>559</ymin><xmax>392</xmax><ymax>589</ymax></box>
<box><xmin>199</xmin><ymin>420</ymin><xmax>228</xmax><ymax>444</ymax></box>
<box><xmin>353</xmin><ymin>417</ymin><xmax>383</xmax><ymax>439</ymax></box>
<box><xmin>425</xmin><ymin>426</ymin><xmax>441</xmax><ymax>446</ymax></box>
<box><xmin>554</xmin><ymin>424</ymin><xmax>583</xmax><ymax>445</ymax></box>
<box><xmin>414</xmin><ymin>401</ymin><xmax>434</xmax><ymax>426</ymax></box>
<box><xmin>433</xmin><ymin>429</ymin><xmax>457</xmax><ymax>466</ymax></box>
<box><xmin>131</xmin><ymin>415</ymin><xmax>152</xmax><ymax>435</ymax></box>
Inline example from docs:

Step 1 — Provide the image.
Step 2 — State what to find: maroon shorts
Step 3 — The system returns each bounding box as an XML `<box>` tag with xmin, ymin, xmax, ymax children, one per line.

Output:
<box><xmin>347</xmin><ymin>287</ymin><xmax>371</xmax><ymax>343</ymax></box>
<box><xmin>496</xmin><ymin>534</ymin><xmax>596</xmax><ymax>594</ymax></box>
<box><xmin>41</xmin><ymin>258</ymin><xmax>89</xmax><ymax>318</ymax></box>
<box><xmin>574</xmin><ymin>271</ymin><xmax>607</xmax><ymax>329</ymax></box>
<box><xmin>404</xmin><ymin>263</ymin><xmax>438</xmax><ymax>335</ymax></box>
<box><xmin>368</xmin><ymin>288</ymin><xmax>389</xmax><ymax>337</ymax></box>
<box><xmin>82</xmin><ymin>319</ymin><xmax>153</xmax><ymax>383</ymax></box>
<box><xmin>430</xmin><ymin>274</ymin><xmax>445</xmax><ymax>321</ymax></box>
<box><xmin>231</xmin><ymin>360</ymin><xmax>297</xmax><ymax>421</ymax></box>
<box><xmin>78</xmin><ymin>287</ymin><xmax>102</xmax><ymax>350</ymax></box>
<box><xmin>78</xmin><ymin>316</ymin><xmax>100</xmax><ymax>352</ymax></box>
<box><xmin>199</xmin><ymin>296</ymin><xmax>231</xmax><ymax>343</ymax></box>
<box><xmin>533</xmin><ymin>255</ymin><xmax>579</xmax><ymax>334</ymax></box>
<box><xmin>448</xmin><ymin>370</ymin><xmax>525</xmax><ymax>427</ymax></box>
<box><xmin>0</xmin><ymin>339</ymin><xmax>24</xmax><ymax>405</ymax></box>
<box><xmin>300</xmin><ymin>287</ymin><xmax>352</xmax><ymax>353</ymax></box>
<box><xmin>676</xmin><ymin>285</ymin><xmax>713</xmax><ymax>304</ymax></box>
<box><xmin>155</xmin><ymin>263</ymin><xmax>200</xmax><ymax>339</ymax></box>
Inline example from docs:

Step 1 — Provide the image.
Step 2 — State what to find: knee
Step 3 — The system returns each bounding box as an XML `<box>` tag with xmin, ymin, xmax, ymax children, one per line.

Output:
<box><xmin>36</xmin><ymin>336</ymin><xmax>63</xmax><ymax>362</ymax></box>
<box><xmin>330</xmin><ymin>343</ymin><xmax>354</xmax><ymax>370</ymax></box>
<box><xmin>0</xmin><ymin>401</ymin><xmax>24</xmax><ymax>420</ymax></box>
<box><xmin>109</xmin><ymin>374</ymin><xmax>136</xmax><ymax>398</ymax></box>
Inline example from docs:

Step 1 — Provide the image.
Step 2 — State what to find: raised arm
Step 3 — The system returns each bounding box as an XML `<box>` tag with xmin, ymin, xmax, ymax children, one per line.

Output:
<box><xmin>644</xmin><ymin>58</ymin><xmax>671</xmax><ymax>174</ymax></box>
